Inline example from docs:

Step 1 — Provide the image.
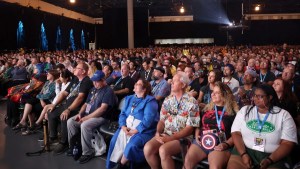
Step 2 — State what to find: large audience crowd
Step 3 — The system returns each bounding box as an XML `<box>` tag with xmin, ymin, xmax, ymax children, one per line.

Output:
<box><xmin>0</xmin><ymin>44</ymin><xmax>300</xmax><ymax>169</ymax></box>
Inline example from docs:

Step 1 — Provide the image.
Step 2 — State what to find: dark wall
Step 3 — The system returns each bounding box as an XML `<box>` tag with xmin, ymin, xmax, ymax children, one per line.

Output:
<box><xmin>242</xmin><ymin>20</ymin><xmax>300</xmax><ymax>45</ymax></box>
<box><xmin>102</xmin><ymin>8</ymin><xmax>128</xmax><ymax>49</ymax></box>
<box><xmin>0</xmin><ymin>1</ymin><xmax>94</xmax><ymax>51</ymax></box>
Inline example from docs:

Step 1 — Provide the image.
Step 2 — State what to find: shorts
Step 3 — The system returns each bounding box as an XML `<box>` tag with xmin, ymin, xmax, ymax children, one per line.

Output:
<box><xmin>231</xmin><ymin>147</ymin><xmax>291</xmax><ymax>169</ymax></box>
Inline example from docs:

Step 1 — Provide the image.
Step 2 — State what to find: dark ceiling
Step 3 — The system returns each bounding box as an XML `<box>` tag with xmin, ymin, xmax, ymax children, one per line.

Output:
<box><xmin>42</xmin><ymin>0</ymin><xmax>300</xmax><ymax>18</ymax></box>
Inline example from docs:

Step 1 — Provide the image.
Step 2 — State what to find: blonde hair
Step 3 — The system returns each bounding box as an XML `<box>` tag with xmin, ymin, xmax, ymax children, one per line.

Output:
<box><xmin>202</xmin><ymin>81</ymin><xmax>239</xmax><ymax>115</ymax></box>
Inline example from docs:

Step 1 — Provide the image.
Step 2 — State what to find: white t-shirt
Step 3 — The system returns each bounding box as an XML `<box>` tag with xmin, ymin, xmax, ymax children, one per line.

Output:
<box><xmin>52</xmin><ymin>82</ymin><xmax>70</xmax><ymax>105</ymax></box>
<box><xmin>222</xmin><ymin>77</ymin><xmax>240</xmax><ymax>96</ymax></box>
<box><xmin>231</xmin><ymin>106</ymin><xmax>298</xmax><ymax>153</ymax></box>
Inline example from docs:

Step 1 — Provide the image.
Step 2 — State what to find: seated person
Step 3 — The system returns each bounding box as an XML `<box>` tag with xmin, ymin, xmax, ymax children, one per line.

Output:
<box><xmin>150</xmin><ymin>67</ymin><xmax>170</xmax><ymax>108</ymax></box>
<box><xmin>33</xmin><ymin>70</ymin><xmax>72</xmax><ymax>130</ymax></box>
<box><xmin>183</xmin><ymin>82</ymin><xmax>239</xmax><ymax>169</ymax></box>
<box><xmin>106</xmin><ymin>79</ymin><xmax>159</xmax><ymax>169</ymax></box>
<box><xmin>227</xmin><ymin>84</ymin><xmax>298</xmax><ymax>169</ymax></box>
<box><xmin>16</xmin><ymin>70</ymin><xmax>60</xmax><ymax>135</ymax></box>
<box><xmin>1</xmin><ymin>59</ymin><xmax>29</xmax><ymax>96</ymax></box>
<box><xmin>197</xmin><ymin>70</ymin><xmax>222</xmax><ymax>110</ymax></box>
<box><xmin>7</xmin><ymin>64</ymin><xmax>46</xmax><ymax>127</ymax></box>
<box><xmin>144</xmin><ymin>72</ymin><xmax>200</xmax><ymax>169</ymax></box>
<box><xmin>67</xmin><ymin>70</ymin><xmax>116</xmax><ymax>164</ymax></box>
<box><xmin>112</xmin><ymin>64</ymin><xmax>134</xmax><ymax>102</ymax></box>
<box><xmin>47</xmin><ymin>63</ymin><xmax>93</xmax><ymax>155</ymax></box>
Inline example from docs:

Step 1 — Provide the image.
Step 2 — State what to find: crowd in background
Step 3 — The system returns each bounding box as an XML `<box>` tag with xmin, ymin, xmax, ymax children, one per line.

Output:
<box><xmin>0</xmin><ymin>44</ymin><xmax>300</xmax><ymax>169</ymax></box>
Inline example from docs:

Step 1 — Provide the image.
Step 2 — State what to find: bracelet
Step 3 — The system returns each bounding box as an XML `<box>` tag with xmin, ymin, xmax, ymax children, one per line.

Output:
<box><xmin>67</xmin><ymin>108</ymin><xmax>71</xmax><ymax>112</ymax></box>
<box><xmin>222</xmin><ymin>142</ymin><xmax>231</xmax><ymax>148</ymax></box>
<box><xmin>266</xmin><ymin>157</ymin><xmax>274</xmax><ymax>164</ymax></box>
<box><xmin>240</xmin><ymin>152</ymin><xmax>247</xmax><ymax>157</ymax></box>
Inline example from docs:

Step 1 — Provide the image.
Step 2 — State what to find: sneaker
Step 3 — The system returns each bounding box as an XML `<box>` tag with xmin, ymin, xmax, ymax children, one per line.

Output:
<box><xmin>53</xmin><ymin>143</ymin><xmax>68</xmax><ymax>155</ymax></box>
<box><xmin>77</xmin><ymin>154</ymin><xmax>94</xmax><ymax>164</ymax></box>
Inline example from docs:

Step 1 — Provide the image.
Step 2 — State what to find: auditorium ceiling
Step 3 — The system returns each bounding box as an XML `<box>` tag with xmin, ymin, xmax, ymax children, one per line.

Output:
<box><xmin>42</xmin><ymin>0</ymin><xmax>300</xmax><ymax>18</ymax></box>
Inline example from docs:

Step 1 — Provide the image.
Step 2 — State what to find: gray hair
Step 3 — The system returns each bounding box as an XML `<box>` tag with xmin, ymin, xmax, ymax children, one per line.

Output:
<box><xmin>177</xmin><ymin>71</ymin><xmax>191</xmax><ymax>86</ymax></box>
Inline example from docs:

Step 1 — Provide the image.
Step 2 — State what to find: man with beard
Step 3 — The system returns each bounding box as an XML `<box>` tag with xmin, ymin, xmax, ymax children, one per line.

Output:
<box><xmin>236</xmin><ymin>68</ymin><xmax>258</xmax><ymax>108</ymax></box>
<box><xmin>150</xmin><ymin>67</ymin><xmax>170</xmax><ymax>108</ymax></box>
<box><xmin>184</xmin><ymin>66</ymin><xmax>207</xmax><ymax>99</ymax></box>
<box><xmin>222</xmin><ymin>64</ymin><xmax>240</xmax><ymax>96</ymax></box>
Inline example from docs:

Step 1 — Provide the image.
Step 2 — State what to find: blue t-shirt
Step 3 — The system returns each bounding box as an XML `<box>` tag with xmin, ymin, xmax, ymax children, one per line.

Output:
<box><xmin>85</xmin><ymin>85</ymin><xmax>116</xmax><ymax>118</ymax></box>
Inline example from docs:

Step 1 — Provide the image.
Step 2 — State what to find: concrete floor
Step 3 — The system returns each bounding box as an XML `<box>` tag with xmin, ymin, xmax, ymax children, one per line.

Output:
<box><xmin>0</xmin><ymin>101</ymin><xmax>116</xmax><ymax>169</ymax></box>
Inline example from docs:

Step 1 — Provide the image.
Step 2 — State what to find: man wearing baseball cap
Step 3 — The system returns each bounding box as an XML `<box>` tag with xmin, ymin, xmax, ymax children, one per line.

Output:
<box><xmin>66</xmin><ymin>70</ymin><xmax>117</xmax><ymax>164</ymax></box>
<box><xmin>236</xmin><ymin>68</ymin><xmax>258</xmax><ymax>108</ymax></box>
<box><xmin>150</xmin><ymin>67</ymin><xmax>170</xmax><ymax>108</ymax></box>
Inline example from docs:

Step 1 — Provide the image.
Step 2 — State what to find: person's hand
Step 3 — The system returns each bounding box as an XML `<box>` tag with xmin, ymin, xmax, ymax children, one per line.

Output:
<box><xmin>195</xmin><ymin>135</ymin><xmax>201</xmax><ymax>145</ymax></box>
<box><xmin>60</xmin><ymin>109</ymin><xmax>70</xmax><ymax>121</ymax></box>
<box><xmin>47</xmin><ymin>104</ymin><xmax>55</xmax><ymax>112</ymax></box>
<box><xmin>156</xmin><ymin>133</ymin><xmax>173</xmax><ymax>144</ymax></box>
<box><xmin>214</xmin><ymin>142</ymin><xmax>229</xmax><ymax>151</ymax></box>
<box><xmin>128</xmin><ymin>129</ymin><xmax>138</xmax><ymax>136</ymax></box>
<box><xmin>74</xmin><ymin>114</ymin><xmax>81</xmax><ymax>122</ymax></box>
<box><xmin>242</xmin><ymin>154</ymin><xmax>253</xmax><ymax>169</ymax></box>
<box><xmin>56</xmin><ymin>79</ymin><xmax>61</xmax><ymax>84</ymax></box>
<box><xmin>259</xmin><ymin>158</ymin><xmax>272</xmax><ymax>169</ymax></box>
<box><xmin>79</xmin><ymin>116</ymin><xmax>89</xmax><ymax>123</ymax></box>
<box><xmin>199</xmin><ymin>103</ymin><xmax>206</xmax><ymax>109</ymax></box>
<box><xmin>122</xmin><ymin>126</ymin><xmax>130</xmax><ymax>135</ymax></box>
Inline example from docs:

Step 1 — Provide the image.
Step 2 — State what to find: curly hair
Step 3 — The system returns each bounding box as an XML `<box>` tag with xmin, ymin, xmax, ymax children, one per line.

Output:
<box><xmin>203</xmin><ymin>81</ymin><xmax>239</xmax><ymax>115</ymax></box>
<box><xmin>245</xmin><ymin>84</ymin><xmax>281</xmax><ymax>119</ymax></box>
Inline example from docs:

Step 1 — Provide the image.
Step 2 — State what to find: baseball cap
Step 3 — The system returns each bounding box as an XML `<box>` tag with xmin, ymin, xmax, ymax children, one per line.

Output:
<box><xmin>245</xmin><ymin>68</ymin><xmax>258</xmax><ymax>78</ymax></box>
<box><xmin>90</xmin><ymin>70</ymin><xmax>105</xmax><ymax>81</ymax></box>
<box><xmin>154</xmin><ymin>67</ymin><xmax>165</xmax><ymax>74</ymax></box>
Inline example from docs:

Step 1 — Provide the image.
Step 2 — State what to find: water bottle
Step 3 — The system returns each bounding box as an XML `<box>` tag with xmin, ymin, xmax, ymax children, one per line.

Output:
<box><xmin>73</xmin><ymin>143</ymin><xmax>79</xmax><ymax>156</ymax></box>
<box><xmin>73</xmin><ymin>142</ymin><xmax>81</xmax><ymax>161</ymax></box>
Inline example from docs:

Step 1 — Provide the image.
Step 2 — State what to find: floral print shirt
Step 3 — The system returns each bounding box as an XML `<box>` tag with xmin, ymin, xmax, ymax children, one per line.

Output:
<box><xmin>160</xmin><ymin>93</ymin><xmax>200</xmax><ymax>135</ymax></box>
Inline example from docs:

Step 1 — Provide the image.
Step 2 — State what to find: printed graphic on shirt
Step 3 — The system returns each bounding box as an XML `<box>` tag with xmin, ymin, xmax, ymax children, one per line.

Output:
<box><xmin>246</xmin><ymin>120</ymin><xmax>275</xmax><ymax>133</ymax></box>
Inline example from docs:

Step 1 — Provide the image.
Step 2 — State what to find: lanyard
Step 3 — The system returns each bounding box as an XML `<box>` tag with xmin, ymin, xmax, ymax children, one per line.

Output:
<box><xmin>174</xmin><ymin>96</ymin><xmax>182</xmax><ymax>109</ymax></box>
<box><xmin>89</xmin><ymin>89</ymin><xmax>99</xmax><ymax>104</ymax></box>
<box><xmin>114</xmin><ymin>77</ymin><xmax>123</xmax><ymax>86</ymax></box>
<box><xmin>131</xmin><ymin>96</ymin><xmax>143</xmax><ymax>114</ymax></box>
<box><xmin>214</xmin><ymin>105</ymin><xmax>226</xmax><ymax>131</ymax></box>
<box><xmin>145</xmin><ymin>70</ymin><xmax>150</xmax><ymax>80</ymax></box>
<box><xmin>260</xmin><ymin>72</ymin><xmax>267</xmax><ymax>82</ymax></box>
<box><xmin>256</xmin><ymin>106</ymin><xmax>270</xmax><ymax>133</ymax></box>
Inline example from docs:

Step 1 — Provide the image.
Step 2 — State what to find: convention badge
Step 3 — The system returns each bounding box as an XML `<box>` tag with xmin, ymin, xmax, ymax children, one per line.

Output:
<box><xmin>252</xmin><ymin>134</ymin><xmax>265</xmax><ymax>152</ymax></box>
<box><xmin>126</xmin><ymin>115</ymin><xmax>134</xmax><ymax>128</ymax></box>
<box><xmin>85</xmin><ymin>103</ymin><xmax>91</xmax><ymax>113</ymax></box>
<box><xmin>218</xmin><ymin>131</ymin><xmax>227</xmax><ymax>143</ymax></box>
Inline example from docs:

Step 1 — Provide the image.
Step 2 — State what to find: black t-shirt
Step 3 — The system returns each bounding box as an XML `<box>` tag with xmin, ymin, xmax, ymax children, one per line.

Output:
<box><xmin>258</xmin><ymin>70</ymin><xmax>275</xmax><ymax>83</ymax></box>
<box><xmin>189</xmin><ymin>78</ymin><xmax>208</xmax><ymax>99</ymax></box>
<box><xmin>113</xmin><ymin>76</ymin><xmax>134</xmax><ymax>101</ymax></box>
<box><xmin>200</xmin><ymin>85</ymin><xmax>212</xmax><ymax>104</ymax></box>
<box><xmin>65</xmin><ymin>76</ymin><xmax>93</xmax><ymax>107</ymax></box>
<box><xmin>201</xmin><ymin>106</ymin><xmax>236</xmax><ymax>138</ymax></box>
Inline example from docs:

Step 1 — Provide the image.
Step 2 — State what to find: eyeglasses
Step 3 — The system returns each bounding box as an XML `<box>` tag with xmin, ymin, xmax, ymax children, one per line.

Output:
<box><xmin>253</xmin><ymin>94</ymin><xmax>266</xmax><ymax>100</ymax></box>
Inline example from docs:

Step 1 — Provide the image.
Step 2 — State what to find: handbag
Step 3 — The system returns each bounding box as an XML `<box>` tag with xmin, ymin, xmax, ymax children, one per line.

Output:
<box><xmin>200</xmin><ymin>133</ymin><xmax>219</xmax><ymax>151</ymax></box>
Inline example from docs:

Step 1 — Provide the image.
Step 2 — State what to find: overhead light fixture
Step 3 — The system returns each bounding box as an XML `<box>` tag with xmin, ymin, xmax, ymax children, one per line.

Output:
<box><xmin>70</xmin><ymin>0</ymin><xmax>76</xmax><ymax>3</ymax></box>
<box><xmin>179</xmin><ymin>6</ymin><xmax>185</xmax><ymax>14</ymax></box>
<box><xmin>254</xmin><ymin>5</ymin><xmax>260</xmax><ymax>11</ymax></box>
